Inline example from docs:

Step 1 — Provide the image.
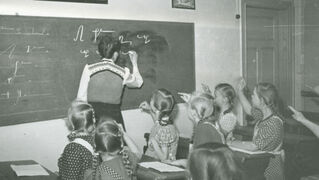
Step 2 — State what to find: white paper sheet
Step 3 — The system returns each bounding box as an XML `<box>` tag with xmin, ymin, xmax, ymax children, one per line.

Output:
<box><xmin>229</xmin><ymin>146</ymin><xmax>267</xmax><ymax>155</ymax></box>
<box><xmin>139</xmin><ymin>161</ymin><xmax>185</xmax><ymax>172</ymax></box>
<box><xmin>10</xmin><ymin>164</ymin><xmax>49</xmax><ymax>176</ymax></box>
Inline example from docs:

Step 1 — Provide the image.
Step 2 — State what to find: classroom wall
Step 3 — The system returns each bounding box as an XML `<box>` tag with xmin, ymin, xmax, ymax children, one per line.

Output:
<box><xmin>303</xmin><ymin>0</ymin><xmax>319</xmax><ymax>112</ymax></box>
<box><xmin>0</xmin><ymin>0</ymin><xmax>241</xmax><ymax>172</ymax></box>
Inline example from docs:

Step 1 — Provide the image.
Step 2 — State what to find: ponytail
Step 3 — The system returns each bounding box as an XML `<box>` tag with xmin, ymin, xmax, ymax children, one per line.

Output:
<box><xmin>189</xmin><ymin>91</ymin><xmax>215</xmax><ymax>122</ymax></box>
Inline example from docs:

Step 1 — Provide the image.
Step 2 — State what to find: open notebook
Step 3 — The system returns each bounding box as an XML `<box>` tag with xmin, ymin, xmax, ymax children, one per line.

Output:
<box><xmin>139</xmin><ymin>162</ymin><xmax>185</xmax><ymax>172</ymax></box>
<box><xmin>229</xmin><ymin>146</ymin><xmax>267</xmax><ymax>155</ymax></box>
<box><xmin>10</xmin><ymin>164</ymin><xmax>49</xmax><ymax>176</ymax></box>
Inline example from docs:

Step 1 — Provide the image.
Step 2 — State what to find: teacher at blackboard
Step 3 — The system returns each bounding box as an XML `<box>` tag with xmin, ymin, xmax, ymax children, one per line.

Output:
<box><xmin>76</xmin><ymin>35</ymin><xmax>143</xmax><ymax>129</ymax></box>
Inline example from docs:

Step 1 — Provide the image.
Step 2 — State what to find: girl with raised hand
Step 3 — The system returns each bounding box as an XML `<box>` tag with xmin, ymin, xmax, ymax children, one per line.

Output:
<box><xmin>181</xmin><ymin>91</ymin><xmax>225</xmax><ymax>148</ymax></box>
<box><xmin>203</xmin><ymin>83</ymin><xmax>238</xmax><ymax>142</ymax></box>
<box><xmin>170</xmin><ymin>91</ymin><xmax>224</xmax><ymax>168</ymax></box>
<box><xmin>58</xmin><ymin>100</ymin><xmax>97</xmax><ymax>180</ymax></box>
<box><xmin>139</xmin><ymin>88</ymin><xmax>179</xmax><ymax>162</ymax></box>
<box><xmin>230</xmin><ymin>78</ymin><xmax>284</xmax><ymax>180</ymax></box>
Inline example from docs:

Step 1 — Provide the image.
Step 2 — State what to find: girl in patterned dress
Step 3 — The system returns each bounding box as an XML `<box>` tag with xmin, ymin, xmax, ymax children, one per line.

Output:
<box><xmin>203</xmin><ymin>83</ymin><xmax>238</xmax><ymax>142</ymax></box>
<box><xmin>179</xmin><ymin>91</ymin><xmax>225</xmax><ymax>149</ymax></box>
<box><xmin>85</xmin><ymin>120</ymin><xmax>141</xmax><ymax>180</ymax></box>
<box><xmin>214</xmin><ymin>83</ymin><xmax>237</xmax><ymax>142</ymax></box>
<box><xmin>230</xmin><ymin>78</ymin><xmax>284</xmax><ymax>180</ymax></box>
<box><xmin>170</xmin><ymin>91</ymin><xmax>224</xmax><ymax>168</ymax></box>
<box><xmin>58</xmin><ymin>100</ymin><xmax>97</xmax><ymax>180</ymax></box>
<box><xmin>139</xmin><ymin>88</ymin><xmax>179</xmax><ymax>162</ymax></box>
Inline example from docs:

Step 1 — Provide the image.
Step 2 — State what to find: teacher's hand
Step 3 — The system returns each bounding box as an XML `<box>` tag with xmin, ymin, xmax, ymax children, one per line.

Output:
<box><xmin>128</xmin><ymin>51</ymin><xmax>138</xmax><ymax>64</ymax></box>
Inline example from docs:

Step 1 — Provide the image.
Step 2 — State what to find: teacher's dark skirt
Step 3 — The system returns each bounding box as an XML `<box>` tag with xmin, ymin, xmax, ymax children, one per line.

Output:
<box><xmin>89</xmin><ymin>102</ymin><xmax>125</xmax><ymax>130</ymax></box>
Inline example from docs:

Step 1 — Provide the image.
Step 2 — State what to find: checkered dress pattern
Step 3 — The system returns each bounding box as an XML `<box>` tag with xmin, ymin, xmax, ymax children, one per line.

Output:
<box><xmin>98</xmin><ymin>165</ymin><xmax>124</xmax><ymax>180</ymax></box>
<box><xmin>251</xmin><ymin>108</ymin><xmax>284</xmax><ymax>180</ymax></box>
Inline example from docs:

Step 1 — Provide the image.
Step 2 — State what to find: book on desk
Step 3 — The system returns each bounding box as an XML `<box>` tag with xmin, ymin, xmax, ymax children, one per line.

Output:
<box><xmin>229</xmin><ymin>146</ymin><xmax>267</xmax><ymax>155</ymax></box>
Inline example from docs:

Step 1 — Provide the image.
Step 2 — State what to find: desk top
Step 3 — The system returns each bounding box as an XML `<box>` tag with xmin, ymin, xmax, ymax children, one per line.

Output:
<box><xmin>136</xmin><ymin>156</ymin><xmax>188</xmax><ymax>180</ymax></box>
<box><xmin>0</xmin><ymin>160</ymin><xmax>58</xmax><ymax>180</ymax></box>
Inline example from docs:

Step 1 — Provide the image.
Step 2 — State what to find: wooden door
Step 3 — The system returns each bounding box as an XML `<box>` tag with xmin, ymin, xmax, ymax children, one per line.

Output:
<box><xmin>242</xmin><ymin>0</ymin><xmax>293</xmax><ymax>112</ymax></box>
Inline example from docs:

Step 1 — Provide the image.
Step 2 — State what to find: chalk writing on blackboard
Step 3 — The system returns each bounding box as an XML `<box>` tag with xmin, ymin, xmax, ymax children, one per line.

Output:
<box><xmin>26</xmin><ymin>45</ymin><xmax>48</xmax><ymax>53</ymax></box>
<box><xmin>119</xmin><ymin>35</ymin><xmax>133</xmax><ymax>45</ymax></box>
<box><xmin>0</xmin><ymin>43</ymin><xmax>16</xmax><ymax>59</ymax></box>
<box><xmin>14</xmin><ymin>89</ymin><xmax>22</xmax><ymax>105</ymax></box>
<box><xmin>80</xmin><ymin>49</ymin><xmax>89</xmax><ymax>58</ymax></box>
<box><xmin>73</xmin><ymin>25</ymin><xmax>84</xmax><ymax>42</ymax></box>
<box><xmin>92</xmin><ymin>28</ymin><xmax>115</xmax><ymax>43</ymax></box>
<box><xmin>136</xmin><ymin>34</ymin><xmax>151</xmax><ymax>44</ymax></box>
<box><xmin>1</xmin><ymin>91</ymin><xmax>10</xmax><ymax>99</ymax></box>
<box><xmin>0</xmin><ymin>26</ymin><xmax>49</xmax><ymax>36</ymax></box>
<box><xmin>7</xmin><ymin>61</ymin><xmax>20</xmax><ymax>84</ymax></box>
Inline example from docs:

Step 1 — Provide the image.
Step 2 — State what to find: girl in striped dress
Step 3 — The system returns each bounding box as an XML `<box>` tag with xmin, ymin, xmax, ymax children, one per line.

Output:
<box><xmin>230</xmin><ymin>78</ymin><xmax>284</xmax><ymax>180</ymax></box>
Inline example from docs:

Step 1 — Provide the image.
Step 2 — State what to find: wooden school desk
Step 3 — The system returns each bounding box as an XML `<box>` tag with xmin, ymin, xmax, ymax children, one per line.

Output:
<box><xmin>136</xmin><ymin>155</ymin><xmax>188</xmax><ymax>180</ymax></box>
<box><xmin>0</xmin><ymin>160</ymin><xmax>58</xmax><ymax>180</ymax></box>
<box><xmin>233</xmin><ymin>150</ymin><xmax>273</xmax><ymax>180</ymax></box>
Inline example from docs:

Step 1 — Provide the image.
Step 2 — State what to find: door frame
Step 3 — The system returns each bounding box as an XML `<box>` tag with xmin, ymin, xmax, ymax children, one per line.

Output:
<box><xmin>240</xmin><ymin>0</ymin><xmax>295</xmax><ymax>105</ymax></box>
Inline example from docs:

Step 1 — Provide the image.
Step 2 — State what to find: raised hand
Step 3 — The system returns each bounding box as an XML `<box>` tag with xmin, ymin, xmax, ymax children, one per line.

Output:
<box><xmin>288</xmin><ymin>106</ymin><xmax>306</xmax><ymax>122</ymax></box>
<box><xmin>139</xmin><ymin>101</ymin><xmax>151</xmax><ymax>111</ymax></box>
<box><xmin>201</xmin><ymin>83</ymin><xmax>212</xmax><ymax>94</ymax></box>
<box><xmin>238</xmin><ymin>77</ymin><xmax>246</xmax><ymax>91</ymax></box>
<box><xmin>178</xmin><ymin>92</ymin><xmax>191</xmax><ymax>102</ymax></box>
<box><xmin>128</xmin><ymin>51</ymin><xmax>138</xmax><ymax>65</ymax></box>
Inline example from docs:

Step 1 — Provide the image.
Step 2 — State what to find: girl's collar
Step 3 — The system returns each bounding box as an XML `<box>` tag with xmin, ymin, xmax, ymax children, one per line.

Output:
<box><xmin>222</xmin><ymin>107</ymin><xmax>232</xmax><ymax>115</ymax></box>
<box><xmin>101</xmin><ymin>58</ymin><xmax>114</xmax><ymax>63</ymax></box>
<box><xmin>263</xmin><ymin>113</ymin><xmax>274</xmax><ymax>121</ymax></box>
<box><xmin>158</xmin><ymin>116</ymin><xmax>170</xmax><ymax>126</ymax></box>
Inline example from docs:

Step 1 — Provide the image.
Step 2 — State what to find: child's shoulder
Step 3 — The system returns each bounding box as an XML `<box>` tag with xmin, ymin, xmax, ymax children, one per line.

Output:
<box><xmin>268</xmin><ymin>115</ymin><xmax>284</xmax><ymax>126</ymax></box>
<box><xmin>222</xmin><ymin>112</ymin><xmax>237</xmax><ymax>119</ymax></box>
<box><xmin>63</xmin><ymin>140</ymin><xmax>93</xmax><ymax>156</ymax></box>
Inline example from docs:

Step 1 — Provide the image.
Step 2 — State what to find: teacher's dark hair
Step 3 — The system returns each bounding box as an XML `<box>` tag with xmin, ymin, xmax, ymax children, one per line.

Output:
<box><xmin>98</xmin><ymin>35</ymin><xmax>121</xmax><ymax>59</ymax></box>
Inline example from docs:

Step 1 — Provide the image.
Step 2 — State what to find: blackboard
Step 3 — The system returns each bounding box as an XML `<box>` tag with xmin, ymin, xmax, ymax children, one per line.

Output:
<box><xmin>0</xmin><ymin>15</ymin><xmax>195</xmax><ymax>126</ymax></box>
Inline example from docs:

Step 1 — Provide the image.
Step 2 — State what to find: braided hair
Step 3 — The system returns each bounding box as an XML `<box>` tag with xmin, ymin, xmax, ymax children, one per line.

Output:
<box><xmin>214</xmin><ymin>83</ymin><xmax>236</xmax><ymax>114</ymax></box>
<box><xmin>150</xmin><ymin>88</ymin><xmax>175</xmax><ymax>125</ymax></box>
<box><xmin>188</xmin><ymin>91</ymin><xmax>215</xmax><ymax>122</ymax></box>
<box><xmin>95</xmin><ymin>120</ymin><xmax>133</xmax><ymax>177</ymax></box>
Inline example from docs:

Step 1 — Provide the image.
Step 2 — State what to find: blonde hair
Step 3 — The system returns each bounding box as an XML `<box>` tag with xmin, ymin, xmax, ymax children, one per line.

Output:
<box><xmin>66</xmin><ymin>100</ymin><xmax>95</xmax><ymax>134</ymax></box>
<box><xmin>188</xmin><ymin>91</ymin><xmax>214</xmax><ymax>121</ymax></box>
